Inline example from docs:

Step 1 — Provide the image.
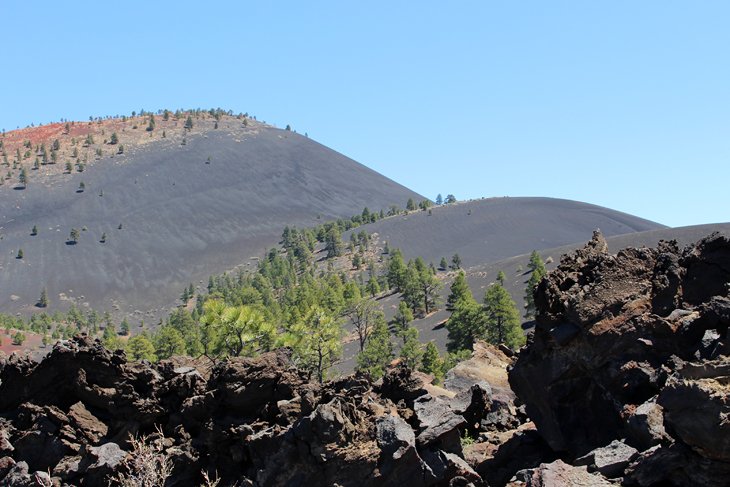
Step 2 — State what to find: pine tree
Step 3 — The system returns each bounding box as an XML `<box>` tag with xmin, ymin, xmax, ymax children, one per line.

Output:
<box><xmin>69</xmin><ymin>228</ymin><xmax>80</xmax><ymax>243</ymax></box>
<box><xmin>154</xmin><ymin>325</ymin><xmax>187</xmax><ymax>359</ymax></box>
<box><xmin>348</xmin><ymin>298</ymin><xmax>379</xmax><ymax>352</ymax></box>
<box><xmin>527</xmin><ymin>250</ymin><xmax>545</xmax><ymax>273</ymax></box>
<box><xmin>356</xmin><ymin>319</ymin><xmax>393</xmax><ymax>379</ymax></box>
<box><xmin>446</xmin><ymin>269</ymin><xmax>470</xmax><ymax>309</ymax></box>
<box><xmin>366</xmin><ymin>275</ymin><xmax>380</xmax><ymax>297</ymax></box>
<box><xmin>439</xmin><ymin>257</ymin><xmax>448</xmax><ymax>271</ymax></box>
<box><xmin>110</xmin><ymin>132</ymin><xmax>119</xmax><ymax>144</ymax></box>
<box><xmin>127</xmin><ymin>334</ymin><xmax>157</xmax><ymax>362</ymax></box>
<box><xmin>289</xmin><ymin>306</ymin><xmax>343</xmax><ymax>383</ymax></box>
<box><xmin>399</xmin><ymin>326</ymin><xmax>422</xmax><ymax>370</ymax></box>
<box><xmin>120</xmin><ymin>319</ymin><xmax>130</xmax><ymax>335</ymax></box>
<box><xmin>18</xmin><ymin>168</ymin><xmax>27</xmax><ymax>188</ymax></box>
<box><xmin>352</xmin><ymin>253</ymin><xmax>362</xmax><ymax>269</ymax></box>
<box><xmin>484</xmin><ymin>283</ymin><xmax>525</xmax><ymax>349</ymax></box>
<box><xmin>420</xmin><ymin>342</ymin><xmax>443</xmax><ymax>381</ymax></box>
<box><xmin>393</xmin><ymin>300</ymin><xmax>414</xmax><ymax>335</ymax></box>
<box><xmin>184</xmin><ymin>115</ymin><xmax>194</xmax><ymax>130</ymax></box>
<box><xmin>417</xmin><ymin>261</ymin><xmax>442</xmax><ymax>314</ymax></box>
<box><xmin>451</xmin><ymin>253</ymin><xmax>462</xmax><ymax>270</ymax></box>
<box><xmin>446</xmin><ymin>296</ymin><xmax>487</xmax><ymax>352</ymax></box>
<box><xmin>406</xmin><ymin>198</ymin><xmax>416</xmax><ymax>211</ymax></box>
<box><xmin>497</xmin><ymin>270</ymin><xmax>506</xmax><ymax>286</ymax></box>
<box><xmin>436</xmin><ymin>194</ymin><xmax>443</xmax><ymax>205</ymax></box>
<box><xmin>325</xmin><ymin>227</ymin><xmax>343</xmax><ymax>258</ymax></box>
<box><xmin>387</xmin><ymin>249</ymin><xmax>407</xmax><ymax>290</ymax></box>
<box><xmin>524</xmin><ymin>251</ymin><xmax>547</xmax><ymax>319</ymax></box>
<box><xmin>16</xmin><ymin>249</ymin><xmax>23</xmax><ymax>259</ymax></box>
<box><xmin>38</xmin><ymin>288</ymin><xmax>48</xmax><ymax>308</ymax></box>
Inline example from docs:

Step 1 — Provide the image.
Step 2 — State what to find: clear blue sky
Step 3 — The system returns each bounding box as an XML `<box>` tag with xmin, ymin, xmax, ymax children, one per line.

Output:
<box><xmin>2</xmin><ymin>1</ymin><xmax>728</xmax><ymax>227</ymax></box>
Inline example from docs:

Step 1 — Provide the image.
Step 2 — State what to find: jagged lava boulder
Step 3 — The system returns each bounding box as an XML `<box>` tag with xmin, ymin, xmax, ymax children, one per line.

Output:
<box><xmin>509</xmin><ymin>231</ymin><xmax>730</xmax><ymax>486</ymax></box>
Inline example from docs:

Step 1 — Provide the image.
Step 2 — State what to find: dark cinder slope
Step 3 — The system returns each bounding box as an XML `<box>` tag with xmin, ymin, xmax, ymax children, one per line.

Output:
<box><xmin>355</xmin><ymin>197</ymin><xmax>665</xmax><ymax>268</ymax></box>
<box><xmin>0</xmin><ymin>127</ymin><xmax>423</xmax><ymax>319</ymax></box>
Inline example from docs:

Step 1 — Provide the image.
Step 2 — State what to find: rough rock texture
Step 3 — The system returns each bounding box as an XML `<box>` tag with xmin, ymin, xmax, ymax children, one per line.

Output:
<box><xmin>509</xmin><ymin>232</ymin><xmax>730</xmax><ymax>486</ymax></box>
<box><xmin>0</xmin><ymin>337</ymin><xmax>503</xmax><ymax>486</ymax></box>
<box><xmin>574</xmin><ymin>440</ymin><xmax>638</xmax><ymax>478</ymax></box>
<box><xmin>510</xmin><ymin>459</ymin><xmax>616</xmax><ymax>487</ymax></box>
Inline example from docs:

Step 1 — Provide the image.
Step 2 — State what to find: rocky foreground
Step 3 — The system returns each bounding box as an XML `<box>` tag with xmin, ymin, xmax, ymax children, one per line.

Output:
<box><xmin>0</xmin><ymin>232</ymin><xmax>728</xmax><ymax>486</ymax></box>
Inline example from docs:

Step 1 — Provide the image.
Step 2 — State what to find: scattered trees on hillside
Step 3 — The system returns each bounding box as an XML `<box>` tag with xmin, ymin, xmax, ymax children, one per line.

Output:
<box><xmin>387</xmin><ymin>251</ymin><xmax>442</xmax><ymax>316</ymax></box>
<box><xmin>4</xmin><ymin>204</ymin><xmax>491</xmax><ymax>387</ymax></box>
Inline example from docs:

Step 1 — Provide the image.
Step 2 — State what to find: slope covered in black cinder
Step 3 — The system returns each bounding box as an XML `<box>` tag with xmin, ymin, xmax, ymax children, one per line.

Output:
<box><xmin>351</xmin><ymin>196</ymin><xmax>665</xmax><ymax>268</ymax></box>
<box><xmin>0</xmin><ymin>127</ymin><xmax>424</xmax><ymax>320</ymax></box>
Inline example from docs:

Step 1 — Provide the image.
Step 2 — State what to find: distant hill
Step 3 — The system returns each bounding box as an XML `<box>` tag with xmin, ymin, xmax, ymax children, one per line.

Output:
<box><xmin>0</xmin><ymin>114</ymin><xmax>424</xmax><ymax>320</ymax></box>
<box><xmin>351</xmin><ymin>197</ymin><xmax>665</xmax><ymax>268</ymax></box>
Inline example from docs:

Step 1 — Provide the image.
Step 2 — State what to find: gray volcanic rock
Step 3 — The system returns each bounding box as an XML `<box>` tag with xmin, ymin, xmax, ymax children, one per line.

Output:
<box><xmin>658</xmin><ymin>359</ymin><xmax>730</xmax><ymax>462</ymax></box>
<box><xmin>574</xmin><ymin>439</ymin><xmax>638</xmax><ymax>478</ymax></box>
<box><xmin>512</xmin><ymin>459</ymin><xmax>615</xmax><ymax>486</ymax></box>
<box><xmin>0</xmin><ymin>336</ymin><xmax>488</xmax><ymax>486</ymax></box>
<box><xmin>413</xmin><ymin>395</ymin><xmax>466</xmax><ymax>454</ymax></box>
<box><xmin>509</xmin><ymin>232</ymin><xmax>730</xmax><ymax>486</ymax></box>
